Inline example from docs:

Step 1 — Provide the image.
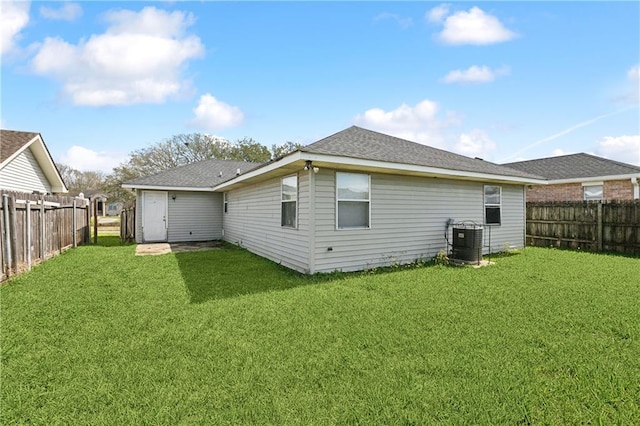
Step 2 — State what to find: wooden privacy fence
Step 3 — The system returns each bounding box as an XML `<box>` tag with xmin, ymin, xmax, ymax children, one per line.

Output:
<box><xmin>120</xmin><ymin>206</ymin><xmax>135</xmax><ymax>242</ymax></box>
<box><xmin>526</xmin><ymin>201</ymin><xmax>640</xmax><ymax>255</ymax></box>
<box><xmin>1</xmin><ymin>191</ymin><xmax>91</xmax><ymax>282</ymax></box>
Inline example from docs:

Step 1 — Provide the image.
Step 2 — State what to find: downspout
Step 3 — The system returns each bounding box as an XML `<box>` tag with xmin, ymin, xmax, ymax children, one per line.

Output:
<box><xmin>308</xmin><ymin>167</ymin><xmax>316</xmax><ymax>274</ymax></box>
<box><xmin>632</xmin><ymin>177</ymin><xmax>639</xmax><ymax>200</ymax></box>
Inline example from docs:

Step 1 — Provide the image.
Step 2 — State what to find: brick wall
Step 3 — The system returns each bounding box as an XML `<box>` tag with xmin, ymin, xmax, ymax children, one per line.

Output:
<box><xmin>604</xmin><ymin>179</ymin><xmax>635</xmax><ymax>200</ymax></box>
<box><xmin>526</xmin><ymin>179</ymin><xmax>636</xmax><ymax>202</ymax></box>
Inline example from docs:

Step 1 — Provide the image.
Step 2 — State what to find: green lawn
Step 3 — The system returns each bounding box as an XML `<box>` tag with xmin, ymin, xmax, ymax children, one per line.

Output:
<box><xmin>1</xmin><ymin>239</ymin><xmax>639</xmax><ymax>424</ymax></box>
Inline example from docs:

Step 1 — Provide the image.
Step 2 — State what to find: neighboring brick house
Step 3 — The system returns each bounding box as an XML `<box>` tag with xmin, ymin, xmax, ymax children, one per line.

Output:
<box><xmin>504</xmin><ymin>153</ymin><xmax>640</xmax><ymax>202</ymax></box>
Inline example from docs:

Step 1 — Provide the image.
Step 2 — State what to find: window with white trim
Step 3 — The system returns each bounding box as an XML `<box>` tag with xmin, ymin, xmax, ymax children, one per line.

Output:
<box><xmin>484</xmin><ymin>185</ymin><xmax>501</xmax><ymax>225</ymax></box>
<box><xmin>583</xmin><ymin>184</ymin><xmax>603</xmax><ymax>201</ymax></box>
<box><xmin>337</xmin><ymin>172</ymin><xmax>370</xmax><ymax>229</ymax></box>
<box><xmin>223</xmin><ymin>192</ymin><xmax>228</xmax><ymax>213</ymax></box>
<box><xmin>281</xmin><ymin>175</ymin><xmax>297</xmax><ymax>228</ymax></box>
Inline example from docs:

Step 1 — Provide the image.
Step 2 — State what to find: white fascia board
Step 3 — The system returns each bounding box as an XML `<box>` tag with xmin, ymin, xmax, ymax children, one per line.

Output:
<box><xmin>214</xmin><ymin>151</ymin><xmax>303</xmax><ymax>191</ymax></box>
<box><xmin>548</xmin><ymin>173</ymin><xmax>640</xmax><ymax>185</ymax></box>
<box><xmin>121</xmin><ymin>184</ymin><xmax>214</xmax><ymax>192</ymax></box>
<box><xmin>213</xmin><ymin>151</ymin><xmax>547</xmax><ymax>189</ymax></box>
<box><xmin>302</xmin><ymin>153</ymin><xmax>548</xmax><ymax>184</ymax></box>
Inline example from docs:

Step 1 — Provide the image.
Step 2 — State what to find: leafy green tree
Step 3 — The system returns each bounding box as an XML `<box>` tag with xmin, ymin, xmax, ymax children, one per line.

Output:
<box><xmin>105</xmin><ymin>133</ymin><xmax>304</xmax><ymax>203</ymax></box>
<box><xmin>56</xmin><ymin>163</ymin><xmax>106</xmax><ymax>194</ymax></box>
<box><xmin>271</xmin><ymin>141</ymin><xmax>304</xmax><ymax>159</ymax></box>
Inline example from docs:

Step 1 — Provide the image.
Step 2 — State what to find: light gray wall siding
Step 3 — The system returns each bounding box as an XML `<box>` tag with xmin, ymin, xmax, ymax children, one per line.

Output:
<box><xmin>312</xmin><ymin>169</ymin><xmax>525</xmax><ymax>273</ymax></box>
<box><xmin>134</xmin><ymin>190</ymin><xmax>222</xmax><ymax>243</ymax></box>
<box><xmin>483</xmin><ymin>184</ymin><xmax>526</xmax><ymax>252</ymax></box>
<box><xmin>135</xmin><ymin>190</ymin><xmax>143</xmax><ymax>243</ymax></box>
<box><xmin>223</xmin><ymin>172</ymin><xmax>310</xmax><ymax>273</ymax></box>
<box><xmin>167</xmin><ymin>191</ymin><xmax>222</xmax><ymax>242</ymax></box>
<box><xmin>0</xmin><ymin>147</ymin><xmax>51</xmax><ymax>193</ymax></box>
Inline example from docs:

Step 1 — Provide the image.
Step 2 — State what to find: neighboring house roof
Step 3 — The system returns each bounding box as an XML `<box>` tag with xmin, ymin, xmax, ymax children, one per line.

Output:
<box><xmin>0</xmin><ymin>129</ymin><xmax>68</xmax><ymax>193</ymax></box>
<box><xmin>122</xmin><ymin>159</ymin><xmax>261</xmax><ymax>191</ymax></box>
<box><xmin>503</xmin><ymin>153</ymin><xmax>640</xmax><ymax>183</ymax></box>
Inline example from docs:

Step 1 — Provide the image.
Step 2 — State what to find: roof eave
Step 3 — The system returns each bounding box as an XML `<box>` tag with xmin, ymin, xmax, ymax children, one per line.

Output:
<box><xmin>121</xmin><ymin>184</ymin><xmax>214</xmax><ymax>192</ymax></box>
<box><xmin>213</xmin><ymin>151</ymin><xmax>548</xmax><ymax>190</ymax></box>
<box><xmin>547</xmin><ymin>173</ymin><xmax>640</xmax><ymax>185</ymax></box>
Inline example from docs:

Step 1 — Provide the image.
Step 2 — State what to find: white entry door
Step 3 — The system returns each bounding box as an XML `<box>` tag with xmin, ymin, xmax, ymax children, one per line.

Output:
<box><xmin>142</xmin><ymin>191</ymin><xmax>168</xmax><ymax>242</ymax></box>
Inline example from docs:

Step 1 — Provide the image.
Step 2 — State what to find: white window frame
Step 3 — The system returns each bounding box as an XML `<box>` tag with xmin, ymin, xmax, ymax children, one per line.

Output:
<box><xmin>484</xmin><ymin>185</ymin><xmax>502</xmax><ymax>226</ymax></box>
<box><xmin>582</xmin><ymin>182</ymin><xmax>603</xmax><ymax>201</ymax></box>
<box><xmin>336</xmin><ymin>172</ymin><xmax>371</xmax><ymax>230</ymax></box>
<box><xmin>281</xmin><ymin>174</ymin><xmax>298</xmax><ymax>228</ymax></box>
<box><xmin>223</xmin><ymin>192</ymin><xmax>228</xmax><ymax>213</ymax></box>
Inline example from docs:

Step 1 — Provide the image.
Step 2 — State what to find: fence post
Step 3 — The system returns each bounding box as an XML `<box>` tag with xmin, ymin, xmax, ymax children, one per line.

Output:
<box><xmin>40</xmin><ymin>195</ymin><xmax>46</xmax><ymax>261</ymax></box>
<box><xmin>597</xmin><ymin>202</ymin><xmax>603</xmax><ymax>252</ymax></box>
<box><xmin>2</xmin><ymin>194</ymin><xmax>11</xmax><ymax>278</ymax></box>
<box><xmin>8</xmin><ymin>196</ymin><xmax>18</xmax><ymax>275</ymax></box>
<box><xmin>26</xmin><ymin>200</ymin><xmax>32</xmax><ymax>271</ymax></box>
<box><xmin>93</xmin><ymin>198</ymin><xmax>98</xmax><ymax>245</ymax></box>
<box><xmin>72</xmin><ymin>198</ymin><xmax>77</xmax><ymax>248</ymax></box>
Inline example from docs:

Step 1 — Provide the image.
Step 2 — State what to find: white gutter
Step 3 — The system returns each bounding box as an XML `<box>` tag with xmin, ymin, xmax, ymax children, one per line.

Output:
<box><xmin>301</xmin><ymin>153</ymin><xmax>548</xmax><ymax>184</ymax></box>
<box><xmin>548</xmin><ymin>173</ymin><xmax>640</xmax><ymax>185</ymax></box>
<box><xmin>632</xmin><ymin>177</ymin><xmax>639</xmax><ymax>199</ymax></box>
<box><xmin>121</xmin><ymin>184</ymin><xmax>214</xmax><ymax>192</ymax></box>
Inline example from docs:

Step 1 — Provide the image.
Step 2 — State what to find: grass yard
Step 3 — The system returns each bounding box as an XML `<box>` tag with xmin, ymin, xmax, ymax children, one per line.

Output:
<box><xmin>1</xmin><ymin>239</ymin><xmax>639</xmax><ymax>424</ymax></box>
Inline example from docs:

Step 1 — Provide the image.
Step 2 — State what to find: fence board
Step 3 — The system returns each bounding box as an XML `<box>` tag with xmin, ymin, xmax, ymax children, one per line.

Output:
<box><xmin>527</xmin><ymin>200</ymin><xmax>640</xmax><ymax>255</ymax></box>
<box><xmin>120</xmin><ymin>207</ymin><xmax>135</xmax><ymax>242</ymax></box>
<box><xmin>1</xmin><ymin>191</ymin><xmax>91</xmax><ymax>282</ymax></box>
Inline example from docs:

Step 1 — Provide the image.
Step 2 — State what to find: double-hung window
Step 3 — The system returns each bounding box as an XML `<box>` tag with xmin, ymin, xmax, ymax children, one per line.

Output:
<box><xmin>484</xmin><ymin>185</ymin><xmax>501</xmax><ymax>225</ymax></box>
<box><xmin>223</xmin><ymin>192</ymin><xmax>228</xmax><ymax>213</ymax></box>
<box><xmin>281</xmin><ymin>175</ymin><xmax>297</xmax><ymax>228</ymax></box>
<box><xmin>336</xmin><ymin>172</ymin><xmax>370</xmax><ymax>229</ymax></box>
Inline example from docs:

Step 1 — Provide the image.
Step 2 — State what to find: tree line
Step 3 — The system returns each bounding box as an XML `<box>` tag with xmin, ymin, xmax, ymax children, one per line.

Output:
<box><xmin>58</xmin><ymin>134</ymin><xmax>303</xmax><ymax>204</ymax></box>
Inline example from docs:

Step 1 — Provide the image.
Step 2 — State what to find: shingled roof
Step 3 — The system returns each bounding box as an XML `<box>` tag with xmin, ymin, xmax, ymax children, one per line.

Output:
<box><xmin>503</xmin><ymin>153</ymin><xmax>640</xmax><ymax>181</ymax></box>
<box><xmin>124</xmin><ymin>159</ymin><xmax>261</xmax><ymax>189</ymax></box>
<box><xmin>300</xmin><ymin>126</ymin><xmax>543</xmax><ymax>180</ymax></box>
<box><xmin>1</xmin><ymin>129</ymin><xmax>41</xmax><ymax>163</ymax></box>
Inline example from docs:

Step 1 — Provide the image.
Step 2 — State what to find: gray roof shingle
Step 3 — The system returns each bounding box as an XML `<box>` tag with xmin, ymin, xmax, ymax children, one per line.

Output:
<box><xmin>503</xmin><ymin>153</ymin><xmax>640</xmax><ymax>180</ymax></box>
<box><xmin>124</xmin><ymin>159</ymin><xmax>261</xmax><ymax>188</ymax></box>
<box><xmin>1</xmin><ymin>129</ymin><xmax>40</xmax><ymax>163</ymax></box>
<box><xmin>300</xmin><ymin>126</ymin><xmax>544</xmax><ymax>180</ymax></box>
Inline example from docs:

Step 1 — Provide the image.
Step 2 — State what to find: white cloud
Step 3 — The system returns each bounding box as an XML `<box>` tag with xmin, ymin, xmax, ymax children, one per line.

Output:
<box><xmin>30</xmin><ymin>6</ymin><xmax>204</xmax><ymax>106</ymax></box>
<box><xmin>551</xmin><ymin>148</ymin><xmax>571</xmax><ymax>157</ymax></box>
<box><xmin>373</xmin><ymin>13</ymin><xmax>413</xmax><ymax>29</ymax></box>
<box><xmin>628</xmin><ymin>65</ymin><xmax>640</xmax><ymax>82</ymax></box>
<box><xmin>436</xmin><ymin>6</ymin><xmax>517</xmax><ymax>45</ymax></box>
<box><xmin>442</xmin><ymin>65</ymin><xmax>510</xmax><ymax>84</ymax></box>
<box><xmin>595</xmin><ymin>135</ymin><xmax>640</xmax><ymax>166</ymax></box>
<box><xmin>190</xmin><ymin>93</ymin><xmax>244</xmax><ymax>130</ymax></box>
<box><xmin>426</xmin><ymin>4</ymin><xmax>450</xmax><ymax>24</ymax></box>
<box><xmin>455</xmin><ymin>129</ymin><xmax>496</xmax><ymax>157</ymax></box>
<box><xmin>354</xmin><ymin>99</ymin><xmax>461</xmax><ymax>148</ymax></box>
<box><xmin>1</xmin><ymin>1</ymin><xmax>30</xmax><ymax>56</ymax></box>
<box><xmin>500</xmin><ymin>107</ymin><xmax>633</xmax><ymax>162</ymax></box>
<box><xmin>623</xmin><ymin>64</ymin><xmax>640</xmax><ymax>104</ymax></box>
<box><xmin>39</xmin><ymin>2</ymin><xmax>82</xmax><ymax>21</ymax></box>
<box><xmin>59</xmin><ymin>145</ymin><xmax>127</xmax><ymax>173</ymax></box>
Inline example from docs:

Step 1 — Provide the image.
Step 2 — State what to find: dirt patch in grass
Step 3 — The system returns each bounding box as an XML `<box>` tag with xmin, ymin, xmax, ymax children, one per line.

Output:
<box><xmin>135</xmin><ymin>241</ymin><xmax>223</xmax><ymax>256</ymax></box>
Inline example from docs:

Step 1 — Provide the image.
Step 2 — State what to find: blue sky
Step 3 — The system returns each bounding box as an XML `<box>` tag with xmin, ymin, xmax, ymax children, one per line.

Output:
<box><xmin>2</xmin><ymin>1</ymin><xmax>639</xmax><ymax>172</ymax></box>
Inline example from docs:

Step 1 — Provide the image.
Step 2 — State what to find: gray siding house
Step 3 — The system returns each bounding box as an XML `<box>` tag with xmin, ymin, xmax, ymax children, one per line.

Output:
<box><xmin>0</xmin><ymin>130</ymin><xmax>67</xmax><ymax>194</ymax></box>
<box><xmin>124</xmin><ymin>127</ymin><xmax>545</xmax><ymax>273</ymax></box>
